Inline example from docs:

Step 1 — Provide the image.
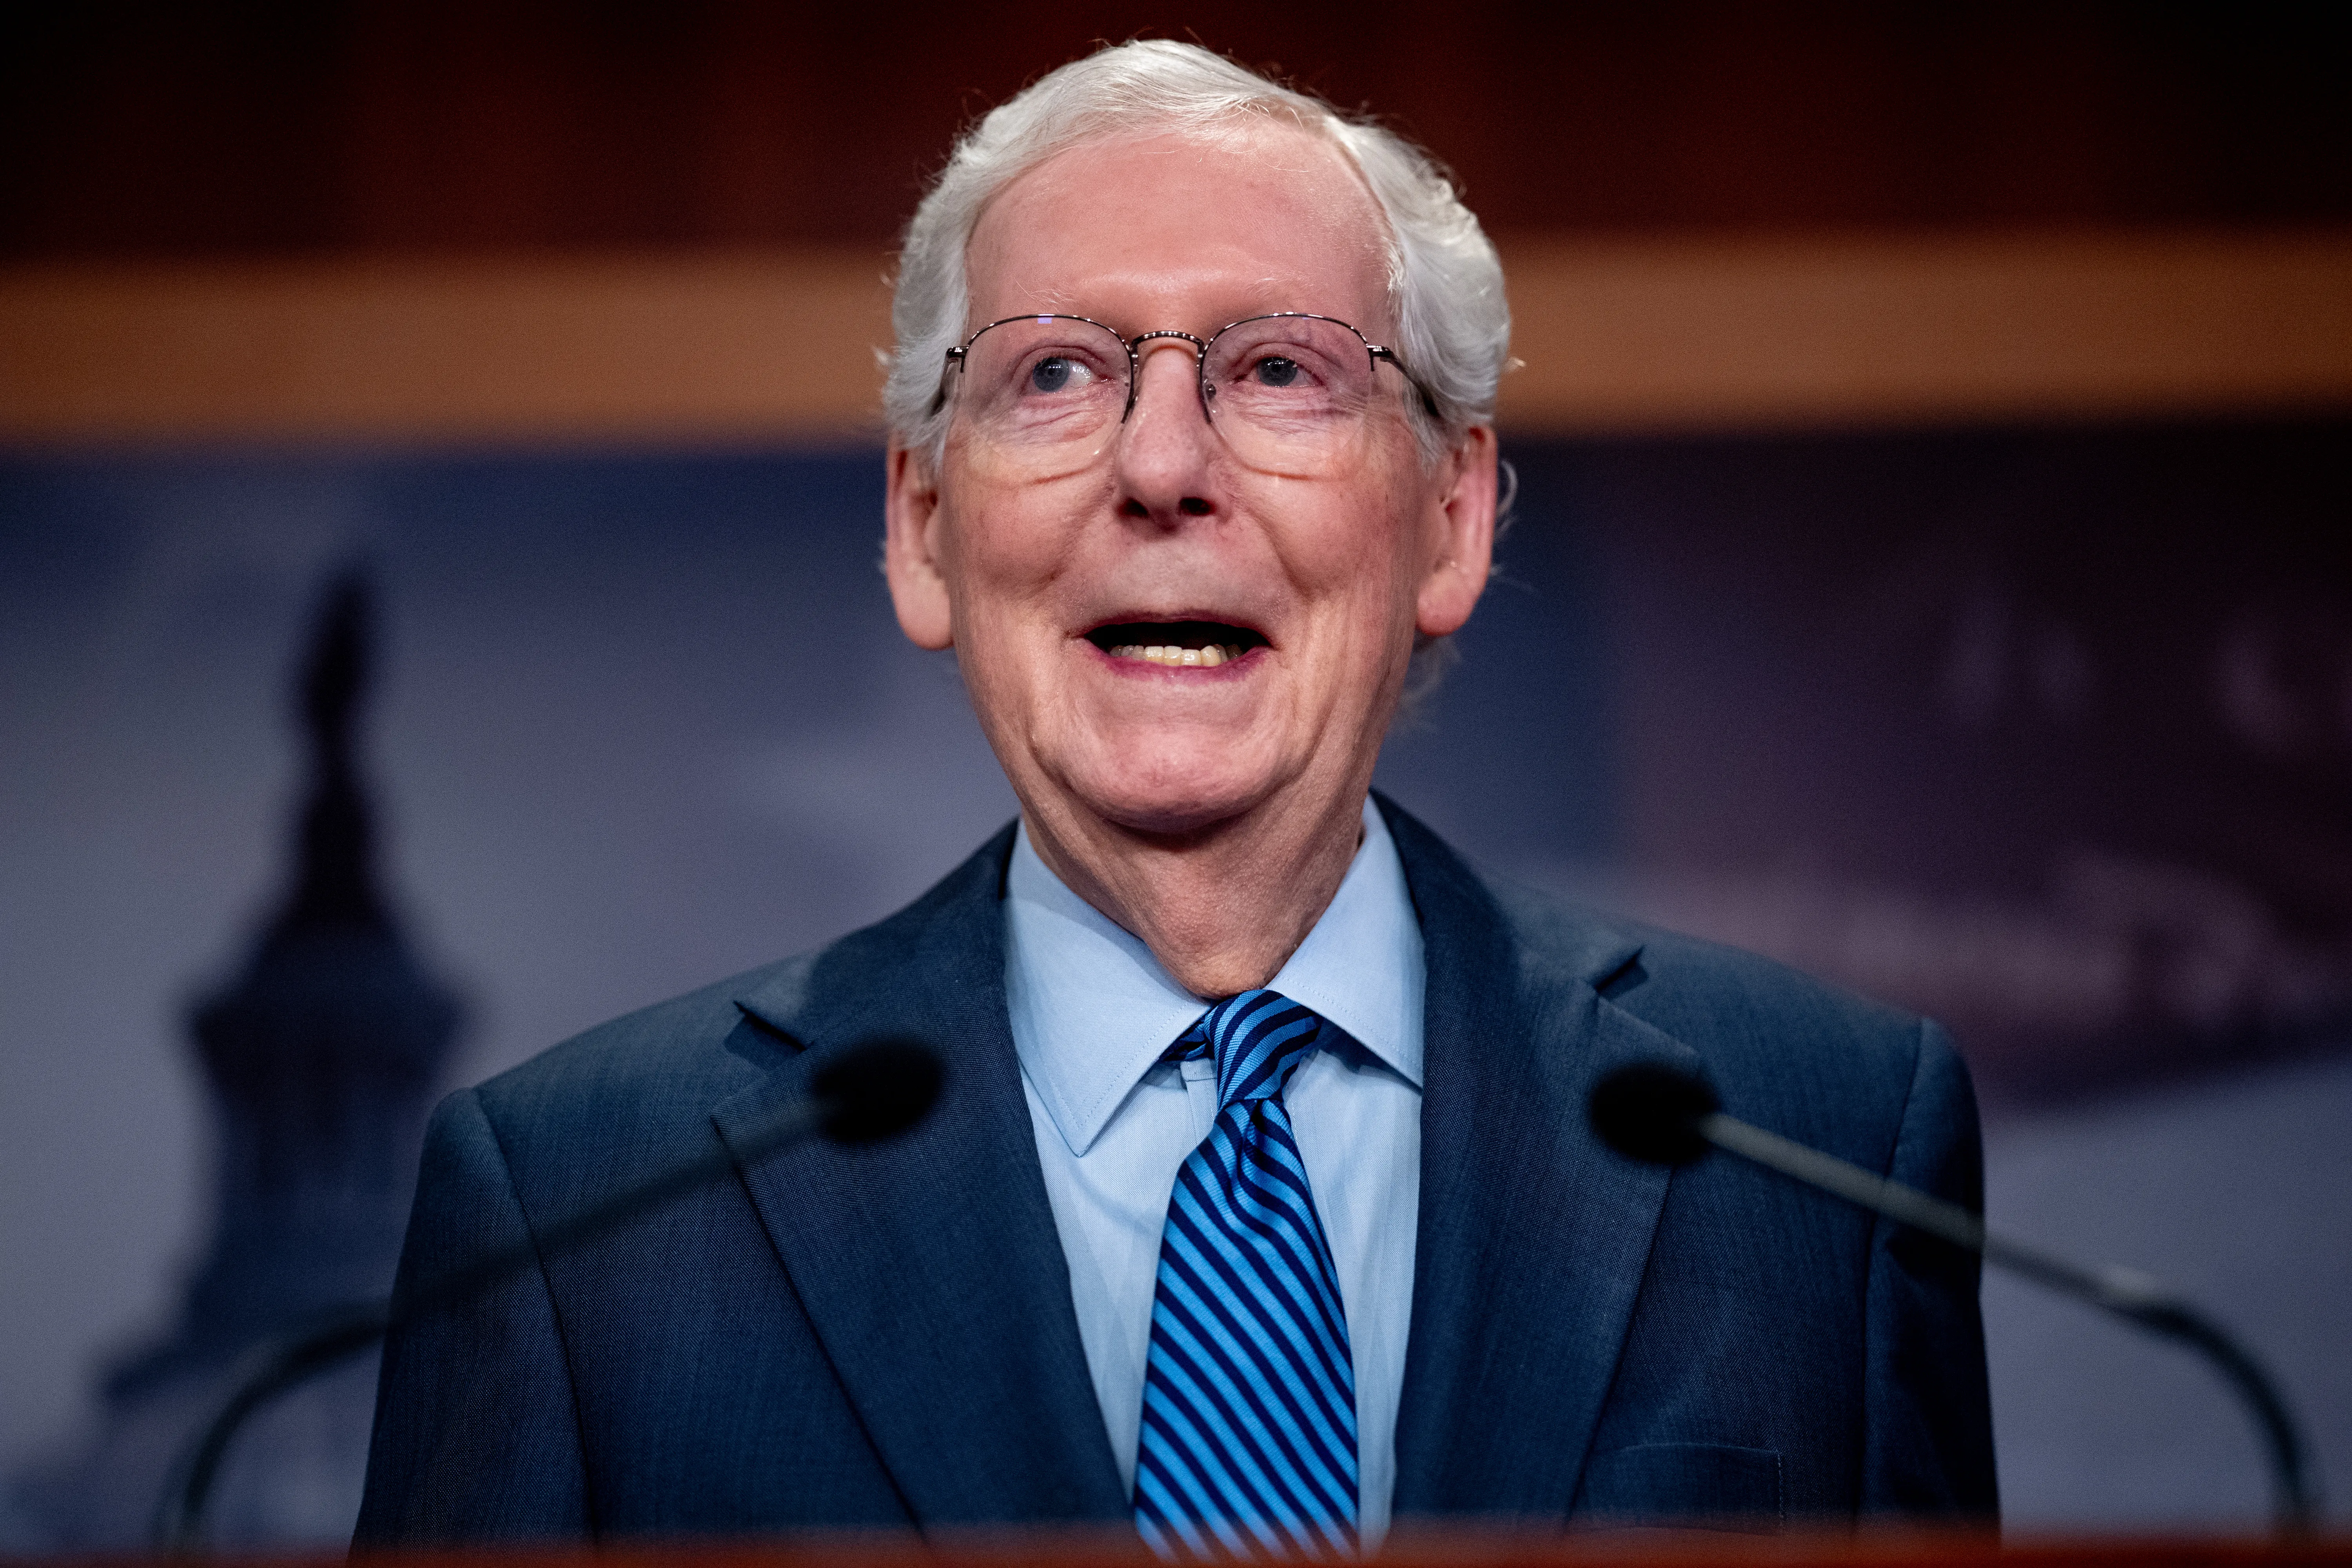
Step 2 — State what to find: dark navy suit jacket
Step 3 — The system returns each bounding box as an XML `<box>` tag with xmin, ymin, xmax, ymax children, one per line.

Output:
<box><xmin>356</xmin><ymin>797</ymin><xmax>1996</xmax><ymax>1543</ymax></box>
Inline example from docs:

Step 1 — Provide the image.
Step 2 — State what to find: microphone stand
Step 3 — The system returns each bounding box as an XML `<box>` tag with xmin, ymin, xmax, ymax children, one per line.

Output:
<box><xmin>1699</xmin><ymin>1110</ymin><xmax>2319</xmax><ymax>1533</ymax></box>
<box><xmin>153</xmin><ymin>1042</ymin><xmax>937</xmax><ymax>1552</ymax></box>
<box><xmin>1592</xmin><ymin>1064</ymin><xmax>2321</xmax><ymax>1535</ymax></box>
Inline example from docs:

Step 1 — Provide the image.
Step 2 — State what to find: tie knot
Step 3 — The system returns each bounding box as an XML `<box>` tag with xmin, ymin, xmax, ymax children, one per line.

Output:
<box><xmin>1172</xmin><ymin>989</ymin><xmax>1326</xmax><ymax>1111</ymax></box>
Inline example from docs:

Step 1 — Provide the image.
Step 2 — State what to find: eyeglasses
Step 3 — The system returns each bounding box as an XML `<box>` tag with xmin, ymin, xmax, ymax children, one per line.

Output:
<box><xmin>933</xmin><ymin>313</ymin><xmax>1437</xmax><ymax>481</ymax></box>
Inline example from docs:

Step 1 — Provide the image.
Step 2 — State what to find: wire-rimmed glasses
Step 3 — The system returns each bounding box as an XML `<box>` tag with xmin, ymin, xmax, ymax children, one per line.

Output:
<box><xmin>935</xmin><ymin>313</ymin><xmax>1435</xmax><ymax>481</ymax></box>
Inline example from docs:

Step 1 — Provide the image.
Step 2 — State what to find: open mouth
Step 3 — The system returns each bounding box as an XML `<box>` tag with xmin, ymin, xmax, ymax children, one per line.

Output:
<box><xmin>1086</xmin><ymin>620</ymin><xmax>1268</xmax><ymax>669</ymax></box>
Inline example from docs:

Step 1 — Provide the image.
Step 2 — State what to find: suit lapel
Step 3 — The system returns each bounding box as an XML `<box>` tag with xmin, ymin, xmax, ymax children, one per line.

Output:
<box><xmin>1381</xmin><ymin>798</ymin><xmax>1693</xmax><ymax>1520</ymax></box>
<box><xmin>711</xmin><ymin>827</ymin><xmax>1129</xmax><ymax>1528</ymax></box>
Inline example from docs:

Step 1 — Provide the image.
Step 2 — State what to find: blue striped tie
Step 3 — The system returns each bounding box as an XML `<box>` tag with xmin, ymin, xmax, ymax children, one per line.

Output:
<box><xmin>1133</xmin><ymin>989</ymin><xmax>1357</xmax><ymax>1560</ymax></box>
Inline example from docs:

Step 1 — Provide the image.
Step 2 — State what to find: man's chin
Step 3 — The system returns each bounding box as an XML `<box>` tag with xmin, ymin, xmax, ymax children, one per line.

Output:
<box><xmin>1054</xmin><ymin>766</ymin><xmax>1285</xmax><ymax>843</ymax></box>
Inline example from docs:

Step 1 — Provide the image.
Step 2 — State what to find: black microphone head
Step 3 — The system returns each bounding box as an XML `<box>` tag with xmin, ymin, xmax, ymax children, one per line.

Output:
<box><xmin>811</xmin><ymin>1040</ymin><xmax>943</xmax><ymax>1145</ymax></box>
<box><xmin>1590</xmin><ymin>1060</ymin><xmax>1720</xmax><ymax>1166</ymax></box>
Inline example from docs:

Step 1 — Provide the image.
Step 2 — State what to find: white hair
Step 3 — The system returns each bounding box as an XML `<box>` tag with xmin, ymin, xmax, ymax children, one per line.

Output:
<box><xmin>882</xmin><ymin>40</ymin><xmax>1510</xmax><ymax>465</ymax></box>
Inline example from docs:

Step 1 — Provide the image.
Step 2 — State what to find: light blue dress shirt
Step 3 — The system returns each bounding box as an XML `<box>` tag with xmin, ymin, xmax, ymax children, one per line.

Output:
<box><xmin>1004</xmin><ymin>796</ymin><xmax>1425</xmax><ymax>1549</ymax></box>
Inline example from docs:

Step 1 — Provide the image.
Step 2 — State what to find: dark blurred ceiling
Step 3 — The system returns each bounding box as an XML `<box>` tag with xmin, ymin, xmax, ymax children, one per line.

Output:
<box><xmin>7</xmin><ymin>1</ymin><xmax>2350</xmax><ymax>260</ymax></box>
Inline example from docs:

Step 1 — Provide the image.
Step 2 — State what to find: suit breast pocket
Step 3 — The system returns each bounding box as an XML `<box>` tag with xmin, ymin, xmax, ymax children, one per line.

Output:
<box><xmin>1573</xmin><ymin>1442</ymin><xmax>1785</xmax><ymax>1533</ymax></box>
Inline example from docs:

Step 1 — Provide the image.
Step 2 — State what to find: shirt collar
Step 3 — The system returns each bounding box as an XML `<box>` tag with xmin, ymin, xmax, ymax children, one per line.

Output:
<box><xmin>1004</xmin><ymin>796</ymin><xmax>1426</xmax><ymax>1157</ymax></box>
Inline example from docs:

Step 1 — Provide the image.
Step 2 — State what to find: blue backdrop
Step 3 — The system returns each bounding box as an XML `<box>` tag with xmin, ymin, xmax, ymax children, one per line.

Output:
<box><xmin>2</xmin><ymin>427</ymin><xmax>2345</xmax><ymax>1540</ymax></box>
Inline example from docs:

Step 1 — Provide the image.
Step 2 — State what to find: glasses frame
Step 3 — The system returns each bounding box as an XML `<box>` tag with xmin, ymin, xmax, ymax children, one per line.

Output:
<box><xmin>931</xmin><ymin>312</ymin><xmax>1442</xmax><ymax>428</ymax></box>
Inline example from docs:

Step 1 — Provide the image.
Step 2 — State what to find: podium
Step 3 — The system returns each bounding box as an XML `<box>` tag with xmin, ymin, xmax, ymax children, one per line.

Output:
<box><xmin>40</xmin><ymin>1532</ymin><xmax>2334</xmax><ymax>1568</ymax></box>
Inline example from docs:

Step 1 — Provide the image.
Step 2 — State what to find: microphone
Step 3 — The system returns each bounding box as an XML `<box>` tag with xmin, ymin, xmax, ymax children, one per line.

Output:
<box><xmin>1589</xmin><ymin>1061</ymin><xmax>2321</xmax><ymax>1535</ymax></box>
<box><xmin>154</xmin><ymin>1038</ymin><xmax>943</xmax><ymax>1550</ymax></box>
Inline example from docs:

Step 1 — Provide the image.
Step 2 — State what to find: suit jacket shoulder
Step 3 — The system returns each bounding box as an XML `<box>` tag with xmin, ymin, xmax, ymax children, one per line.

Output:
<box><xmin>462</xmin><ymin>956</ymin><xmax>801</xmax><ymax>1198</ymax></box>
<box><xmin>1495</xmin><ymin>868</ymin><xmax>1945</xmax><ymax>1162</ymax></box>
<box><xmin>1375</xmin><ymin>793</ymin><xmax>1993</xmax><ymax>1525</ymax></box>
<box><xmin>459</xmin><ymin>818</ymin><xmax>1020</xmax><ymax>1192</ymax></box>
<box><xmin>360</xmin><ymin>823</ymin><xmax>1129</xmax><ymax>1543</ymax></box>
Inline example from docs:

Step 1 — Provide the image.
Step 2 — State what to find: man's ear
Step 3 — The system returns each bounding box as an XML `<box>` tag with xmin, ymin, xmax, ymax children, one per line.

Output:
<box><xmin>1415</xmin><ymin>424</ymin><xmax>1497</xmax><ymax>639</ymax></box>
<box><xmin>883</xmin><ymin>443</ymin><xmax>955</xmax><ymax>651</ymax></box>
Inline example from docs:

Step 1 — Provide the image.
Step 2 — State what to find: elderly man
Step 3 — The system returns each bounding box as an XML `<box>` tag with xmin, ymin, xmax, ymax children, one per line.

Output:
<box><xmin>359</xmin><ymin>41</ymin><xmax>1994</xmax><ymax>1553</ymax></box>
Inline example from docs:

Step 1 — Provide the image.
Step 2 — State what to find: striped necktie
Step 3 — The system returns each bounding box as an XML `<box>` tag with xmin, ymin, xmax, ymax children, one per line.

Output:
<box><xmin>1133</xmin><ymin>989</ymin><xmax>1357</xmax><ymax>1559</ymax></box>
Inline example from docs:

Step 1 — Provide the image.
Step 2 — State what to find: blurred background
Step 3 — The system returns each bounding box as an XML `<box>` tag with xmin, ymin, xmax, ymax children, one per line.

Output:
<box><xmin>2</xmin><ymin>0</ymin><xmax>2349</xmax><ymax>1550</ymax></box>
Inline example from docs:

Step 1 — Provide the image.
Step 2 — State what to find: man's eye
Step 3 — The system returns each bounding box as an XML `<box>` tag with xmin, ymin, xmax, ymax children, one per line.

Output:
<box><xmin>1252</xmin><ymin>356</ymin><xmax>1302</xmax><ymax>388</ymax></box>
<box><xmin>1029</xmin><ymin>356</ymin><xmax>1081</xmax><ymax>393</ymax></box>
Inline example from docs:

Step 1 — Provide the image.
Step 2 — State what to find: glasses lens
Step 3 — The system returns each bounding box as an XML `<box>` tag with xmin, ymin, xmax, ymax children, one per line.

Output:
<box><xmin>953</xmin><ymin>317</ymin><xmax>1129</xmax><ymax>477</ymax></box>
<box><xmin>1203</xmin><ymin>316</ymin><xmax>1382</xmax><ymax>476</ymax></box>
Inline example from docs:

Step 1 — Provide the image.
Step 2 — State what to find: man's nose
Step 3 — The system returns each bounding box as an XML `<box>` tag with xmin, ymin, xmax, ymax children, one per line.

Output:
<box><xmin>1112</xmin><ymin>339</ymin><xmax>1220</xmax><ymax>520</ymax></box>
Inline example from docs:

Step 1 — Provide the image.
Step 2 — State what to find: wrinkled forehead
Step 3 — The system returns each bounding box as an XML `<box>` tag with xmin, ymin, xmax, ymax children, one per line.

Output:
<box><xmin>963</xmin><ymin>120</ymin><xmax>1396</xmax><ymax>343</ymax></box>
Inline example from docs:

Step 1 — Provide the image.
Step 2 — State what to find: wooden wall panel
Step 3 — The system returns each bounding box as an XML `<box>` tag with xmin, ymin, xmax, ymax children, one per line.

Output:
<box><xmin>0</xmin><ymin>250</ymin><xmax>894</xmax><ymax>445</ymax></box>
<box><xmin>5</xmin><ymin>232</ymin><xmax>2347</xmax><ymax>446</ymax></box>
<box><xmin>1502</xmin><ymin>230</ymin><xmax>2352</xmax><ymax>432</ymax></box>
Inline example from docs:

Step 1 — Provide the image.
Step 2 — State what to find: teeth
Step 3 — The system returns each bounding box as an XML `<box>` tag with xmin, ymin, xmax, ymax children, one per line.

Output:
<box><xmin>1105</xmin><ymin>642</ymin><xmax>1247</xmax><ymax>667</ymax></box>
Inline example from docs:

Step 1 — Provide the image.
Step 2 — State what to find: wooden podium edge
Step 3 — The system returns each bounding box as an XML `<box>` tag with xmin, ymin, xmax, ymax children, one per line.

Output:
<box><xmin>16</xmin><ymin>1526</ymin><xmax>2352</xmax><ymax>1567</ymax></box>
